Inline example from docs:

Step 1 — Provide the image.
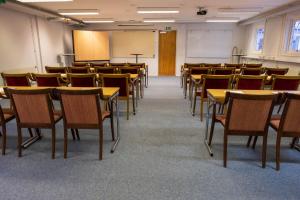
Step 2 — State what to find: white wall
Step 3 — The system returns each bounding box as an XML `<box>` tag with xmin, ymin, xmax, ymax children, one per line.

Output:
<box><xmin>86</xmin><ymin>23</ymin><xmax>246</xmax><ymax>76</ymax></box>
<box><xmin>243</xmin><ymin>9</ymin><xmax>300</xmax><ymax>75</ymax></box>
<box><xmin>0</xmin><ymin>7</ymin><xmax>73</xmax><ymax>74</ymax></box>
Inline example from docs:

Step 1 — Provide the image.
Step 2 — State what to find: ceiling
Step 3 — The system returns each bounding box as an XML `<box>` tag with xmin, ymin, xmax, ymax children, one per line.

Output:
<box><xmin>16</xmin><ymin>0</ymin><xmax>296</xmax><ymax>23</ymax></box>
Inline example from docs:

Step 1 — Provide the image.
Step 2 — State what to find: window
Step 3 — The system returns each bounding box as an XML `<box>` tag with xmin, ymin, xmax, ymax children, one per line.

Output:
<box><xmin>255</xmin><ymin>28</ymin><xmax>264</xmax><ymax>51</ymax></box>
<box><xmin>289</xmin><ymin>20</ymin><xmax>300</xmax><ymax>52</ymax></box>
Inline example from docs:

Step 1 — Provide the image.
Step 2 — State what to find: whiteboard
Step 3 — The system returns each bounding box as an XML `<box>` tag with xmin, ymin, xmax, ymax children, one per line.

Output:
<box><xmin>186</xmin><ymin>29</ymin><xmax>233</xmax><ymax>58</ymax></box>
<box><xmin>112</xmin><ymin>31</ymin><xmax>155</xmax><ymax>58</ymax></box>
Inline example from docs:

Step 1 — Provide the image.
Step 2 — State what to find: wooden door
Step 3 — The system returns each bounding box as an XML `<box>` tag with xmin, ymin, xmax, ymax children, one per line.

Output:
<box><xmin>159</xmin><ymin>31</ymin><xmax>176</xmax><ymax>76</ymax></box>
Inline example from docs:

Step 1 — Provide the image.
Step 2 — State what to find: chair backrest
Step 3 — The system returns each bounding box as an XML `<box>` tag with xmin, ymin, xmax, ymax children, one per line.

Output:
<box><xmin>32</xmin><ymin>73</ymin><xmax>61</xmax><ymax>87</ymax></box>
<box><xmin>94</xmin><ymin>67</ymin><xmax>115</xmax><ymax>74</ymax></box>
<box><xmin>68</xmin><ymin>67</ymin><xmax>90</xmax><ymax>73</ymax></box>
<box><xmin>100</xmin><ymin>74</ymin><xmax>129</xmax><ymax>98</ymax></box>
<box><xmin>278</xmin><ymin>93</ymin><xmax>300</xmax><ymax>134</ymax></box>
<box><xmin>185</xmin><ymin>63</ymin><xmax>204</xmax><ymax>68</ymax></box>
<box><xmin>225</xmin><ymin>92</ymin><xmax>276</xmax><ymax>132</ymax></box>
<box><xmin>190</xmin><ymin>67</ymin><xmax>210</xmax><ymax>75</ymax></box>
<box><xmin>45</xmin><ymin>66</ymin><xmax>67</xmax><ymax>73</ymax></box>
<box><xmin>119</xmin><ymin>67</ymin><xmax>140</xmax><ymax>74</ymax></box>
<box><xmin>241</xmin><ymin>67</ymin><xmax>263</xmax><ymax>75</ymax></box>
<box><xmin>201</xmin><ymin>75</ymin><xmax>232</xmax><ymax>98</ymax></box>
<box><xmin>235</xmin><ymin>75</ymin><xmax>266</xmax><ymax>90</ymax></box>
<box><xmin>127</xmin><ymin>63</ymin><xmax>145</xmax><ymax>68</ymax></box>
<box><xmin>109</xmin><ymin>63</ymin><xmax>127</xmax><ymax>67</ymax></box>
<box><xmin>58</xmin><ymin>88</ymin><xmax>103</xmax><ymax>127</ymax></box>
<box><xmin>212</xmin><ymin>67</ymin><xmax>235</xmax><ymax>75</ymax></box>
<box><xmin>203</xmin><ymin>63</ymin><xmax>222</xmax><ymax>68</ymax></box>
<box><xmin>91</xmin><ymin>63</ymin><xmax>108</xmax><ymax>67</ymax></box>
<box><xmin>73</xmin><ymin>62</ymin><xmax>90</xmax><ymax>67</ymax></box>
<box><xmin>271</xmin><ymin>75</ymin><xmax>300</xmax><ymax>90</ymax></box>
<box><xmin>243</xmin><ymin>63</ymin><xmax>263</xmax><ymax>68</ymax></box>
<box><xmin>265</xmin><ymin>67</ymin><xmax>289</xmax><ymax>76</ymax></box>
<box><xmin>224</xmin><ymin>63</ymin><xmax>243</xmax><ymax>69</ymax></box>
<box><xmin>7</xmin><ymin>88</ymin><xmax>54</xmax><ymax>126</ymax></box>
<box><xmin>1</xmin><ymin>73</ymin><xmax>31</xmax><ymax>86</ymax></box>
<box><xmin>68</xmin><ymin>73</ymin><xmax>97</xmax><ymax>87</ymax></box>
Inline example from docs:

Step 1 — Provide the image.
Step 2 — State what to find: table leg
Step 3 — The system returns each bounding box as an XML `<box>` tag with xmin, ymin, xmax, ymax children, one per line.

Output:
<box><xmin>22</xmin><ymin>128</ymin><xmax>42</xmax><ymax>149</ymax></box>
<box><xmin>204</xmin><ymin>98</ymin><xmax>214</xmax><ymax>156</ymax></box>
<box><xmin>293</xmin><ymin>138</ymin><xmax>300</xmax><ymax>152</ymax></box>
<box><xmin>111</xmin><ymin>97</ymin><xmax>120</xmax><ymax>153</ymax></box>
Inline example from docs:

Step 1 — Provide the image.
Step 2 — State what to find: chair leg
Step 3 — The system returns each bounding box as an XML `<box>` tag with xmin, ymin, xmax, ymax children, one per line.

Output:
<box><xmin>110</xmin><ymin>115</ymin><xmax>115</xmax><ymax>141</ymax></box>
<box><xmin>290</xmin><ymin>137</ymin><xmax>298</xmax><ymax>148</ymax></box>
<box><xmin>223</xmin><ymin>134</ymin><xmax>228</xmax><ymax>168</ymax></box>
<box><xmin>71</xmin><ymin>129</ymin><xmax>76</xmax><ymax>140</ymax></box>
<box><xmin>127</xmin><ymin>99</ymin><xmax>130</xmax><ymax>120</ymax></box>
<box><xmin>75</xmin><ymin>129</ymin><xmax>80</xmax><ymax>140</ymax></box>
<box><xmin>51</xmin><ymin>128</ymin><xmax>56</xmax><ymax>159</ymax></box>
<box><xmin>28</xmin><ymin>128</ymin><xmax>33</xmax><ymax>137</ymax></box>
<box><xmin>208</xmin><ymin>117</ymin><xmax>215</xmax><ymax>146</ymax></box>
<box><xmin>275</xmin><ymin>135</ymin><xmax>281</xmax><ymax>171</ymax></box>
<box><xmin>262</xmin><ymin>135</ymin><xmax>267</xmax><ymax>168</ymax></box>
<box><xmin>64</xmin><ymin>128</ymin><xmax>68</xmax><ymax>159</ymax></box>
<box><xmin>99</xmin><ymin>128</ymin><xmax>103</xmax><ymax>160</ymax></box>
<box><xmin>252</xmin><ymin>136</ymin><xmax>258</xmax><ymax>149</ymax></box>
<box><xmin>246</xmin><ymin>136</ymin><xmax>252</xmax><ymax>147</ymax></box>
<box><xmin>200</xmin><ymin>100</ymin><xmax>204</xmax><ymax>122</ymax></box>
<box><xmin>2</xmin><ymin>125</ymin><xmax>6</xmax><ymax>155</ymax></box>
<box><xmin>192</xmin><ymin>91</ymin><xmax>197</xmax><ymax>116</ymax></box>
<box><xmin>277</xmin><ymin>104</ymin><xmax>283</xmax><ymax>114</ymax></box>
<box><xmin>132</xmin><ymin>93</ymin><xmax>136</xmax><ymax>115</ymax></box>
<box><xmin>17</xmin><ymin>126</ymin><xmax>22</xmax><ymax>157</ymax></box>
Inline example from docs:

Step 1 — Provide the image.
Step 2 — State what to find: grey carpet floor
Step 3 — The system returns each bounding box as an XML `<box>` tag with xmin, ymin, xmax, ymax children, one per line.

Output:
<box><xmin>0</xmin><ymin>76</ymin><xmax>300</xmax><ymax>200</ymax></box>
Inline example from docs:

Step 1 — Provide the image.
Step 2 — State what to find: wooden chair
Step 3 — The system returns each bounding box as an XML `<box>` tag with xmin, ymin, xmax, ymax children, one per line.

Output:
<box><xmin>73</xmin><ymin>62</ymin><xmax>90</xmax><ymax>67</ymax></box>
<box><xmin>191</xmin><ymin>75</ymin><xmax>232</xmax><ymax>121</ymax></box>
<box><xmin>119</xmin><ymin>67</ymin><xmax>140</xmax><ymax>74</ymax></box>
<box><xmin>265</xmin><ymin>67</ymin><xmax>289</xmax><ymax>76</ymax></box>
<box><xmin>45</xmin><ymin>66</ymin><xmax>67</xmax><ymax>74</ymax></box>
<box><xmin>269</xmin><ymin>93</ymin><xmax>300</xmax><ymax>170</ymax></box>
<box><xmin>243</xmin><ymin>63</ymin><xmax>263</xmax><ymax>68</ymax></box>
<box><xmin>0</xmin><ymin>104</ymin><xmax>15</xmax><ymax>155</ymax></box>
<box><xmin>119</xmin><ymin>67</ymin><xmax>143</xmax><ymax>98</ymax></box>
<box><xmin>224</xmin><ymin>63</ymin><xmax>243</xmax><ymax>69</ymax></box>
<box><xmin>7</xmin><ymin>88</ymin><xmax>62</xmax><ymax>159</ymax></box>
<box><xmin>32</xmin><ymin>73</ymin><xmax>63</xmax><ymax>87</ymax></box>
<box><xmin>203</xmin><ymin>63</ymin><xmax>222</xmax><ymax>68</ymax></box>
<box><xmin>94</xmin><ymin>67</ymin><xmax>115</xmax><ymax>74</ymax></box>
<box><xmin>128</xmin><ymin>63</ymin><xmax>148</xmax><ymax>88</ymax></box>
<box><xmin>181</xmin><ymin>63</ymin><xmax>204</xmax><ymax>88</ymax></box>
<box><xmin>208</xmin><ymin>92</ymin><xmax>277</xmax><ymax>168</ymax></box>
<box><xmin>1</xmin><ymin>73</ymin><xmax>31</xmax><ymax>86</ymax></box>
<box><xmin>212</xmin><ymin>67</ymin><xmax>235</xmax><ymax>75</ymax></box>
<box><xmin>235</xmin><ymin>75</ymin><xmax>266</xmax><ymax>90</ymax></box>
<box><xmin>187</xmin><ymin>67</ymin><xmax>211</xmax><ymax>99</ymax></box>
<box><xmin>100</xmin><ymin>74</ymin><xmax>135</xmax><ymax>120</ymax></box>
<box><xmin>57</xmin><ymin>88</ymin><xmax>115</xmax><ymax>160</ymax></box>
<box><xmin>241</xmin><ymin>67</ymin><xmax>263</xmax><ymax>75</ymax></box>
<box><xmin>68</xmin><ymin>73</ymin><xmax>97</xmax><ymax>87</ymax></box>
<box><xmin>271</xmin><ymin>75</ymin><xmax>300</xmax><ymax>91</ymax></box>
<box><xmin>68</xmin><ymin>67</ymin><xmax>90</xmax><ymax>74</ymax></box>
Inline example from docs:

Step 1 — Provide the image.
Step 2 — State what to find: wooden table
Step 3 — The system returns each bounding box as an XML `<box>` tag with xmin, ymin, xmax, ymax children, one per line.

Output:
<box><xmin>1</xmin><ymin>86</ymin><xmax>121</xmax><ymax>153</ymax></box>
<box><xmin>204</xmin><ymin>89</ymin><xmax>293</xmax><ymax>156</ymax></box>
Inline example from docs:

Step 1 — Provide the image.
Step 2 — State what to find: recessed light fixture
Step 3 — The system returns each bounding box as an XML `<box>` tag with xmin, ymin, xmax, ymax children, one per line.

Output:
<box><xmin>218</xmin><ymin>8</ymin><xmax>261</xmax><ymax>15</ymax></box>
<box><xmin>18</xmin><ymin>0</ymin><xmax>73</xmax><ymax>2</ymax></box>
<box><xmin>206</xmin><ymin>18</ymin><xmax>239</xmax><ymax>23</ymax></box>
<box><xmin>83</xmin><ymin>19</ymin><xmax>114</xmax><ymax>23</ymax></box>
<box><xmin>58</xmin><ymin>9</ymin><xmax>99</xmax><ymax>16</ymax></box>
<box><xmin>144</xmin><ymin>19</ymin><xmax>175</xmax><ymax>23</ymax></box>
<box><xmin>137</xmin><ymin>7</ymin><xmax>179</xmax><ymax>14</ymax></box>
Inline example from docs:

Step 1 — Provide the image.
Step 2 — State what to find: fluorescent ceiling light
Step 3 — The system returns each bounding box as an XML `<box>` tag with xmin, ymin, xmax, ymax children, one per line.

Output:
<box><xmin>206</xmin><ymin>18</ymin><xmax>239</xmax><ymax>23</ymax></box>
<box><xmin>83</xmin><ymin>19</ymin><xmax>114</xmax><ymax>23</ymax></box>
<box><xmin>137</xmin><ymin>7</ymin><xmax>179</xmax><ymax>14</ymax></box>
<box><xmin>144</xmin><ymin>19</ymin><xmax>175</xmax><ymax>23</ymax></box>
<box><xmin>218</xmin><ymin>8</ymin><xmax>261</xmax><ymax>15</ymax></box>
<box><xmin>58</xmin><ymin>9</ymin><xmax>99</xmax><ymax>16</ymax></box>
<box><xmin>18</xmin><ymin>0</ymin><xmax>72</xmax><ymax>2</ymax></box>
